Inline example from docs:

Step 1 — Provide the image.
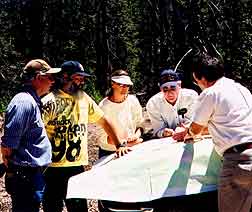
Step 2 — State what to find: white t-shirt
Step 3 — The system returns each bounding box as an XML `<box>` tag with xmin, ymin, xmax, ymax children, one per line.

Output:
<box><xmin>98</xmin><ymin>95</ymin><xmax>143</xmax><ymax>151</ymax></box>
<box><xmin>146</xmin><ymin>88</ymin><xmax>198</xmax><ymax>137</ymax></box>
<box><xmin>193</xmin><ymin>77</ymin><xmax>252</xmax><ymax>155</ymax></box>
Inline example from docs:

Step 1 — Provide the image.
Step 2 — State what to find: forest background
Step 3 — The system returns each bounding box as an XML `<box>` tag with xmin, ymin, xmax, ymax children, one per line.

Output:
<box><xmin>0</xmin><ymin>0</ymin><xmax>251</xmax><ymax>111</ymax></box>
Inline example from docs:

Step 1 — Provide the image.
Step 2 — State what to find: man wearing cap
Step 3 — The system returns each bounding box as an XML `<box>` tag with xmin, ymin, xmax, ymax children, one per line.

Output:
<box><xmin>1</xmin><ymin>59</ymin><xmax>60</xmax><ymax>212</ymax></box>
<box><xmin>146</xmin><ymin>69</ymin><xmax>198</xmax><ymax>139</ymax></box>
<box><xmin>97</xmin><ymin>69</ymin><xmax>144</xmax><ymax>158</ymax></box>
<box><xmin>42</xmin><ymin>61</ymin><xmax>130</xmax><ymax>212</ymax></box>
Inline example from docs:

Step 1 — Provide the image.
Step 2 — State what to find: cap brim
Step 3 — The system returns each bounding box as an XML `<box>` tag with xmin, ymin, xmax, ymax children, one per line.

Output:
<box><xmin>73</xmin><ymin>72</ymin><xmax>91</xmax><ymax>77</ymax></box>
<box><xmin>45</xmin><ymin>68</ymin><xmax>61</xmax><ymax>74</ymax></box>
<box><xmin>160</xmin><ymin>81</ymin><xmax>178</xmax><ymax>89</ymax></box>
<box><xmin>111</xmin><ymin>76</ymin><xmax>133</xmax><ymax>85</ymax></box>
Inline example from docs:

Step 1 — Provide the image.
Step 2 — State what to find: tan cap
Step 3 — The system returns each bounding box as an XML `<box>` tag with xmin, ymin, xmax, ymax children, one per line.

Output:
<box><xmin>23</xmin><ymin>59</ymin><xmax>61</xmax><ymax>75</ymax></box>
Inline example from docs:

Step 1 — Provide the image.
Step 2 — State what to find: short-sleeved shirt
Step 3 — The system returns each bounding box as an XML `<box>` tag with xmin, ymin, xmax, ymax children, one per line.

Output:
<box><xmin>98</xmin><ymin>95</ymin><xmax>143</xmax><ymax>151</ymax></box>
<box><xmin>193</xmin><ymin>77</ymin><xmax>252</xmax><ymax>155</ymax></box>
<box><xmin>42</xmin><ymin>89</ymin><xmax>104</xmax><ymax>167</ymax></box>
<box><xmin>146</xmin><ymin>88</ymin><xmax>198</xmax><ymax>137</ymax></box>
<box><xmin>1</xmin><ymin>88</ymin><xmax>52</xmax><ymax>167</ymax></box>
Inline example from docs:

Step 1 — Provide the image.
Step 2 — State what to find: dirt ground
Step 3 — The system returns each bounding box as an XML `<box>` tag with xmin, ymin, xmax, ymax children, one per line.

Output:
<box><xmin>0</xmin><ymin>124</ymin><xmax>101</xmax><ymax>212</ymax></box>
<box><xmin>0</xmin><ymin>109</ymin><xmax>151</xmax><ymax>212</ymax></box>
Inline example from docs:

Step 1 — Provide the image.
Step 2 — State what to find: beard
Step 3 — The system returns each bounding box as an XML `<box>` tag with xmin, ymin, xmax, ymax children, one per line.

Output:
<box><xmin>69</xmin><ymin>82</ymin><xmax>84</xmax><ymax>93</ymax></box>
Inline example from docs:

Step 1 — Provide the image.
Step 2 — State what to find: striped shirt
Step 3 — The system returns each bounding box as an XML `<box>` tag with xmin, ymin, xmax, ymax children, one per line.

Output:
<box><xmin>1</xmin><ymin>87</ymin><xmax>52</xmax><ymax>167</ymax></box>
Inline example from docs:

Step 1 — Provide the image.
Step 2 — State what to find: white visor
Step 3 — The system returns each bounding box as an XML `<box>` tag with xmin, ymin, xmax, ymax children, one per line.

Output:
<box><xmin>111</xmin><ymin>75</ymin><xmax>133</xmax><ymax>85</ymax></box>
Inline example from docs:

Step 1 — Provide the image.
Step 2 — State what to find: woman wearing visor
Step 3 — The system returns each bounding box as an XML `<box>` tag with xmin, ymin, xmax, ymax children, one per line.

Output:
<box><xmin>98</xmin><ymin>69</ymin><xmax>144</xmax><ymax>158</ymax></box>
<box><xmin>146</xmin><ymin>69</ymin><xmax>198</xmax><ymax>140</ymax></box>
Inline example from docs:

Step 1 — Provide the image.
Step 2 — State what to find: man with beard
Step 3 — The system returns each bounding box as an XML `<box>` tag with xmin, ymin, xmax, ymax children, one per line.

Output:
<box><xmin>41</xmin><ymin>61</ymin><xmax>129</xmax><ymax>212</ymax></box>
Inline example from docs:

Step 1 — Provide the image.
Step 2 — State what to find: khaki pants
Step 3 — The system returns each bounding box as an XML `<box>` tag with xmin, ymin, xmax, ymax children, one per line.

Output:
<box><xmin>219</xmin><ymin>148</ymin><xmax>252</xmax><ymax>212</ymax></box>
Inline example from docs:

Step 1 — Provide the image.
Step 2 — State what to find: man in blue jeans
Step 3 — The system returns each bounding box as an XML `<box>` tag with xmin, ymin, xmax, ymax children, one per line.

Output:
<box><xmin>1</xmin><ymin>59</ymin><xmax>60</xmax><ymax>212</ymax></box>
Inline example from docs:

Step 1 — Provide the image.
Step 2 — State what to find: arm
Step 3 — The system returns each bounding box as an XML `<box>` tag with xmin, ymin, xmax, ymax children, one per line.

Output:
<box><xmin>146</xmin><ymin>97</ymin><xmax>172</xmax><ymax>138</ymax></box>
<box><xmin>1</xmin><ymin>95</ymin><xmax>33</xmax><ymax>165</ymax></box>
<box><xmin>127</xmin><ymin>96</ymin><xmax>144</xmax><ymax>145</ymax></box>
<box><xmin>126</xmin><ymin>127</ymin><xmax>143</xmax><ymax>147</ymax></box>
<box><xmin>97</xmin><ymin>116</ymin><xmax>130</xmax><ymax>157</ymax></box>
<box><xmin>188</xmin><ymin>122</ymin><xmax>205</xmax><ymax>137</ymax></box>
<box><xmin>173</xmin><ymin>90</ymin><xmax>199</xmax><ymax>140</ymax></box>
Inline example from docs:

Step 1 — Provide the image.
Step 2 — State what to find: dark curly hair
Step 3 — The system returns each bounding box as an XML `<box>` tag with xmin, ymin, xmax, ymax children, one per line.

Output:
<box><xmin>192</xmin><ymin>53</ymin><xmax>225</xmax><ymax>82</ymax></box>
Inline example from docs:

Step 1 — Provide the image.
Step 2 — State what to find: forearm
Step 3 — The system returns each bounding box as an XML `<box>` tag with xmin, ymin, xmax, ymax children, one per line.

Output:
<box><xmin>188</xmin><ymin>122</ymin><xmax>205</xmax><ymax>137</ymax></box>
<box><xmin>97</xmin><ymin>117</ymin><xmax>121</xmax><ymax>147</ymax></box>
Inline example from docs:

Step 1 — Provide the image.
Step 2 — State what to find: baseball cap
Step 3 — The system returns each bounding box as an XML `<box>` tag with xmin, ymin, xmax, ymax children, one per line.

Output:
<box><xmin>111</xmin><ymin>75</ymin><xmax>133</xmax><ymax>85</ymax></box>
<box><xmin>61</xmin><ymin>61</ymin><xmax>91</xmax><ymax>77</ymax></box>
<box><xmin>23</xmin><ymin>59</ymin><xmax>61</xmax><ymax>75</ymax></box>
<box><xmin>159</xmin><ymin>69</ymin><xmax>180</xmax><ymax>89</ymax></box>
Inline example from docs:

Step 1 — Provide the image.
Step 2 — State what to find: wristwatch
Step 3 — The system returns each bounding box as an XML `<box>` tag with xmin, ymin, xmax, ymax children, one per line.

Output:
<box><xmin>116</xmin><ymin>142</ymin><xmax>127</xmax><ymax>149</ymax></box>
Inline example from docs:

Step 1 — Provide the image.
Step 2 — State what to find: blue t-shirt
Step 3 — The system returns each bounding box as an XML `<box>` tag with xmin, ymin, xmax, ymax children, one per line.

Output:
<box><xmin>1</xmin><ymin>88</ymin><xmax>52</xmax><ymax>167</ymax></box>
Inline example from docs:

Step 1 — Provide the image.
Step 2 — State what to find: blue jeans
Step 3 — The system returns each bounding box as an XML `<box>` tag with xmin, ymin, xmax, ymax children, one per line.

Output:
<box><xmin>42</xmin><ymin>166</ymin><xmax>88</xmax><ymax>212</ymax></box>
<box><xmin>5</xmin><ymin>164</ymin><xmax>46</xmax><ymax>212</ymax></box>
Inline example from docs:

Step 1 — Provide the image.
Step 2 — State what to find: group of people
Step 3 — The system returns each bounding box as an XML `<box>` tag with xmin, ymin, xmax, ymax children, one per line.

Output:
<box><xmin>0</xmin><ymin>52</ymin><xmax>252</xmax><ymax>212</ymax></box>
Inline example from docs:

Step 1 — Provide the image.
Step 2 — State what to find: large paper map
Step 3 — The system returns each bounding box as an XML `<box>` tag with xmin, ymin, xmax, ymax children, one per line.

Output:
<box><xmin>67</xmin><ymin>137</ymin><xmax>222</xmax><ymax>202</ymax></box>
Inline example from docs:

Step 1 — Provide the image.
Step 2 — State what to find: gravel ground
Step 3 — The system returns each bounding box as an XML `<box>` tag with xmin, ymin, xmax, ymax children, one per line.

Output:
<box><xmin>0</xmin><ymin>110</ymin><xmax>151</xmax><ymax>212</ymax></box>
<box><xmin>0</xmin><ymin>124</ymin><xmax>100</xmax><ymax>212</ymax></box>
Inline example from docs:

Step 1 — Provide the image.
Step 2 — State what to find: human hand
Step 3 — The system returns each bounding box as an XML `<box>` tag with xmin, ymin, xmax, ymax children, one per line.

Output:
<box><xmin>172</xmin><ymin>125</ymin><xmax>188</xmax><ymax>141</ymax></box>
<box><xmin>1</xmin><ymin>147</ymin><xmax>12</xmax><ymax>168</ymax></box>
<box><xmin>116</xmin><ymin>146</ymin><xmax>132</xmax><ymax>158</ymax></box>
<box><xmin>162</xmin><ymin>128</ymin><xmax>174</xmax><ymax>137</ymax></box>
<box><xmin>127</xmin><ymin>137</ymin><xmax>143</xmax><ymax>147</ymax></box>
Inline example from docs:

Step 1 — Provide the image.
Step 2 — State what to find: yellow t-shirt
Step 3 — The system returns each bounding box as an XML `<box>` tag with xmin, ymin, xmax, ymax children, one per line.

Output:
<box><xmin>42</xmin><ymin>89</ymin><xmax>104</xmax><ymax>167</ymax></box>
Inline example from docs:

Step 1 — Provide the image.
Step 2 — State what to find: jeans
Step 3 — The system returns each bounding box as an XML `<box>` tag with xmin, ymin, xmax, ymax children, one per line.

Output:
<box><xmin>42</xmin><ymin>166</ymin><xmax>88</xmax><ymax>212</ymax></box>
<box><xmin>5</xmin><ymin>164</ymin><xmax>46</xmax><ymax>212</ymax></box>
<box><xmin>219</xmin><ymin>148</ymin><xmax>252</xmax><ymax>212</ymax></box>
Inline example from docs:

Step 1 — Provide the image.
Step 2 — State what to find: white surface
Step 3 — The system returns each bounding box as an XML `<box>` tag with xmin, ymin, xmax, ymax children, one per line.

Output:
<box><xmin>67</xmin><ymin>138</ymin><xmax>222</xmax><ymax>202</ymax></box>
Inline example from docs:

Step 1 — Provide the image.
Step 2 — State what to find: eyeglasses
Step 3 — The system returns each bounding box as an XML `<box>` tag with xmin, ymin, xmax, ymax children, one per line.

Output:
<box><xmin>162</xmin><ymin>86</ymin><xmax>177</xmax><ymax>92</ymax></box>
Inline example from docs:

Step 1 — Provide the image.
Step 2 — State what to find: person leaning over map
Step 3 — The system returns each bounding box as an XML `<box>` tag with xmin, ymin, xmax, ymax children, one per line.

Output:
<box><xmin>97</xmin><ymin>69</ymin><xmax>144</xmax><ymax>158</ymax></box>
<box><xmin>41</xmin><ymin>61</ymin><xmax>130</xmax><ymax>212</ymax></box>
<box><xmin>146</xmin><ymin>69</ymin><xmax>198</xmax><ymax>140</ymax></box>
<box><xmin>174</xmin><ymin>53</ymin><xmax>252</xmax><ymax>212</ymax></box>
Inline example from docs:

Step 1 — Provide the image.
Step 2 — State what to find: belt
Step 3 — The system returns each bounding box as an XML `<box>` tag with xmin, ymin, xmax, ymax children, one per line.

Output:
<box><xmin>7</xmin><ymin>163</ymin><xmax>47</xmax><ymax>174</ymax></box>
<box><xmin>225</xmin><ymin>143</ymin><xmax>252</xmax><ymax>154</ymax></box>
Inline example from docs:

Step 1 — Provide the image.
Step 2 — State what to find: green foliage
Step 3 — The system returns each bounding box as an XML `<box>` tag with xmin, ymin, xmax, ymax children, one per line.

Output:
<box><xmin>83</xmin><ymin>68</ymin><xmax>103</xmax><ymax>103</ymax></box>
<box><xmin>0</xmin><ymin>96</ymin><xmax>10</xmax><ymax>113</ymax></box>
<box><xmin>0</xmin><ymin>0</ymin><xmax>251</xmax><ymax>102</ymax></box>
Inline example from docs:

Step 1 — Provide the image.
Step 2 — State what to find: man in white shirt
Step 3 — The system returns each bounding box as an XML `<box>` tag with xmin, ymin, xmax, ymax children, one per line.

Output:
<box><xmin>177</xmin><ymin>53</ymin><xmax>252</xmax><ymax>212</ymax></box>
<box><xmin>146</xmin><ymin>69</ymin><xmax>198</xmax><ymax>140</ymax></box>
